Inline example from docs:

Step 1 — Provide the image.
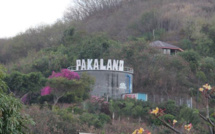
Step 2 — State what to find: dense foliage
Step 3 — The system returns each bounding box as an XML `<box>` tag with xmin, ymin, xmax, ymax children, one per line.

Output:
<box><xmin>41</xmin><ymin>69</ymin><xmax>94</xmax><ymax>105</ymax></box>
<box><xmin>0</xmin><ymin>93</ymin><xmax>34</xmax><ymax>134</ymax></box>
<box><xmin>1</xmin><ymin>0</ymin><xmax>215</xmax><ymax>133</ymax></box>
<box><xmin>5</xmin><ymin>71</ymin><xmax>46</xmax><ymax>97</ymax></box>
<box><xmin>0</xmin><ymin>65</ymin><xmax>34</xmax><ymax>133</ymax></box>
<box><xmin>0</xmin><ymin>65</ymin><xmax>7</xmax><ymax>92</ymax></box>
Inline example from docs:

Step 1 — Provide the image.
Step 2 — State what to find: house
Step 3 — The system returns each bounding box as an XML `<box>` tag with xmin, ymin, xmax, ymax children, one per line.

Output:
<box><xmin>149</xmin><ymin>40</ymin><xmax>183</xmax><ymax>55</ymax></box>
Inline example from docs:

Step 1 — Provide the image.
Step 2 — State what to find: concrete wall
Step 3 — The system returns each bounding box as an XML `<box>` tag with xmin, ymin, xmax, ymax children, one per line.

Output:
<box><xmin>76</xmin><ymin>70</ymin><xmax>133</xmax><ymax>99</ymax></box>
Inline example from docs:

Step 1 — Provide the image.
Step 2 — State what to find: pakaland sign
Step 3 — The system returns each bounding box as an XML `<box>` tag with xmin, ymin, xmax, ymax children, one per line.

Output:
<box><xmin>76</xmin><ymin>59</ymin><xmax>124</xmax><ymax>71</ymax></box>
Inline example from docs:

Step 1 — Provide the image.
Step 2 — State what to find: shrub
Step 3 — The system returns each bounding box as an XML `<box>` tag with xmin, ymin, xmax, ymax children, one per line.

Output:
<box><xmin>80</xmin><ymin>113</ymin><xmax>110</xmax><ymax>128</ymax></box>
<box><xmin>24</xmin><ymin>105</ymin><xmax>78</xmax><ymax>134</ymax></box>
<box><xmin>0</xmin><ymin>93</ymin><xmax>34</xmax><ymax>134</ymax></box>
<box><xmin>179</xmin><ymin>107</ymin><xmax>200</xmax><ymax>126</ymax></box>
<box><xmin>160</xmin><ymin>100</ymin><xmax>179</xmax><ymax>116</ymax></box>
<box><xmin>162</xmin><ymin>114</ymin><xmax>175</xmax><ymax>124</ymax></box>
<box><xmin>178</xmin><ymin>50</ymin><xmax>200</xmax><ymax>72</ymax></box>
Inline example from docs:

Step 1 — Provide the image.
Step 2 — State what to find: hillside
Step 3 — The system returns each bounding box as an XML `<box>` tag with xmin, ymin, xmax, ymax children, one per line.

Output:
<box><xmin>1</xmin><ymin>0</ymin><xmax>215</xmax><ymax>133</ymax></box>
<box><xmin>0</xmin><ymin>0</ymin><xmax>215</xmax><ymax>93</ymax></box>
<box><xmin>69</xmin><ymin>0</ymin><xmax>215</xmax><ymax>42</ymax></box>
<box><xmin>1</xmin><ymin>0</ymin><xmax>215</xmax><ymax>62</ymax></box>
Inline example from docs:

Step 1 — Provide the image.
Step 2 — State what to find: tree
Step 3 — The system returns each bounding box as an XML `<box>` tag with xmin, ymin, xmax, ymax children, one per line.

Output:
<box><xmin>5</xmin><ymin>71</ymin><xmax>46</xmax><ymax>97</ymax></box>
<box><xmin>150</xmin><ymin>107</ymin><xmax>193</xmax><ymax>134</ymax></box>
<box><xmin>117</xmin><ymin>40</ymin><xmax>193</xmax><ymax>95</ymax></box>
<box><xmin>178</xmin><ymin>50</ymin><xmax>200</xmax><ymax>73</ymax></box>
<box><xmin>64</xmin><ymin>0</ymin><xmax>122</xmax><ymax>21</ymax></box>
<box><xmin>0</xmin><ymin>64</ymin><xmax>34</xmax><ymax>133</ymax></box>
<box><xmin>0</xmin><ymin>65</ymin><xmax>7</xmax><ymax>92</ymax></box>
<box><xmin>198</xmin><ymin>84</ymin><xmax>215</xmax><ymax>134</ymax></box>
<box><xmin>0</xmin><ymin>93</ymin><xmax>34</xmax><ymax>134</ymax></box>
<box><xmin>41</xmin><ymin>69</ymin><xmax>80</xmax><ymax>105</ymax></box>
<box><xmin>41</xmin><ymin>69</ymin><xmax>94</xmax><ymax>105</ymax></box>
<box><xmin>47</xmin><ymin>77</ymin><xmax>80</xmax><ymax>105</ymax></box>
<box><xmin>199</xmin><ymin>57</ymin><xmax>215</xmax><ymax>84</ymax></box>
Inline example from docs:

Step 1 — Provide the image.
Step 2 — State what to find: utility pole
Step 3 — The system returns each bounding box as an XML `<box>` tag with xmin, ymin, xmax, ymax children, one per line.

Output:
<box><xmin>153</xmin><ymin>29</ymin><xmax>155</xmax><ymax>40</ymax></box>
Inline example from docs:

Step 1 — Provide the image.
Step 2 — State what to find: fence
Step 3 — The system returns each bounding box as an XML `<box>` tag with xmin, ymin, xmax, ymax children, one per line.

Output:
<box><xmin>148</xmin><ymin>94</ymin><xmax>192</xmax><ymax>108</ymax></box>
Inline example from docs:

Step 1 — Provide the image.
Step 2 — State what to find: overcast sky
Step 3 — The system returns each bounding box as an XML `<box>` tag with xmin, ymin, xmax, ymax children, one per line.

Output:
<box><xmin>0</xmin><ymin>0</ymin><xmax>73</xmax><ymax>38</ymax></box>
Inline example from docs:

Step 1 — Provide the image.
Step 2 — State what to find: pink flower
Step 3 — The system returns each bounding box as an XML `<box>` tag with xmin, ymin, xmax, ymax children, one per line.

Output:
<box><xmin>41</xmin><ymin>86</ymin><xmax>52</xmax><ymax>96</ymax></box>
<box><xmin>48</xmin><ymin>69</ymin><xmax>80</xmax><ymax>80</ymax></box>
<box><xmin>41</xmin><ymin>69</ymin><xmax>80</xmax><ymax>96</ymax></box>
<box><xmin>103</xmin><ymin>101</ymin><xmax>108</xmax><ymax>104</ymax></box>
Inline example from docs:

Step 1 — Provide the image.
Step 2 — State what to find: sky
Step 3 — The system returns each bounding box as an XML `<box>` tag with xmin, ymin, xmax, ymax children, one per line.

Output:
<box><xmin>0</xmin><ymin>0</ymin><xmax>73</xmax><ymax>38</ymax></box>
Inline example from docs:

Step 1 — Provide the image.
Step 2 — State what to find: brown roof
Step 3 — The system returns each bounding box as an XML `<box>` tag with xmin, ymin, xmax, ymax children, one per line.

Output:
<box><xmin>149</xmin><ymin>40</ymin><xmax>183</xmax><ymax>51</ymax></box>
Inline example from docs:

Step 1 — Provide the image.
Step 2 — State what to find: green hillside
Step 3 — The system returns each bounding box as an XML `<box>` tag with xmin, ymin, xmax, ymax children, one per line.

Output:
<box><xmin>1</xmin><ymin>0</ymin><xmax>215</xmax><ymax>92</ymax></box>
<box><xmin>1</xmin><ymin>0</ymin><xmax>215</xmax><ymax>133</ymax></box>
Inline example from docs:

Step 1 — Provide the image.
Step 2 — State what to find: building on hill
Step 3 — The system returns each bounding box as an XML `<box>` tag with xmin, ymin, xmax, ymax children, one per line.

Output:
<box><xmin>149</xmin><ymin>40</ymin><xmax>183</xmax><ymax>55</ymax></box>
<box><xmin>68</xmin><ymin>59</ymin><xmax>192</xmax><ymax>108</ymax></box>
<box><xmin>68</xmin><ymin>59</ymin><xmax>133</xmax><ymax>99</ymax></box>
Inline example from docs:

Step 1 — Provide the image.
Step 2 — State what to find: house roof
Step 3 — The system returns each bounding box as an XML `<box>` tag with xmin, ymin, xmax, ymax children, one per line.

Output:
<box><xmin>149</xmin><ymin>40</ymin><xmax>183</xmax><ymax>51</ymax></box>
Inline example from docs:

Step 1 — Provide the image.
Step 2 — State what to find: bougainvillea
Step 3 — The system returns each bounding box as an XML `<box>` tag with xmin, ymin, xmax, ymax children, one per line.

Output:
<box><xmin>41</xmin><ymin>86</ymin><xmax>52</xmax><ymax>96</ymax></box>
<box><xmin>48</xmin><ymin>69</ymin><xmax>80</xmax><ymax>80</ymax></box>
<box><xmin>41</xmin><ymin>69</ymin><xmax>80</xmax><ymax>96</ymax></box>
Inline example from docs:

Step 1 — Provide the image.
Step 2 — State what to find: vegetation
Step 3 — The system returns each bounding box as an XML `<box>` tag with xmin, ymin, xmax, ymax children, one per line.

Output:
<box><xmin>42</xmin><ymin>69</ymin><xmax>94</xmax><ymax>105</ymax></box>
<box><xmin>0</xmin><ymin>93</ymin><xmax>34</xmax><ymax>134</ymax></box>
<box><xmin>0</xmin><ymin>65</ymin><xmax>34</xmax><ymax>133</ymax></box>
<box><xmin>0</xmin><ymin>65</ymin><xmax>7</xmax><ymax>92</ymax></box>
<box><xmin>5</xmin><ymin>71</ymin><xmax>46</xmax><ymax>97</ymax></box>
<box><xmin>1</xmin><ymin>0</ymin><xmax>215</xmax><ymax>133</ymax></box>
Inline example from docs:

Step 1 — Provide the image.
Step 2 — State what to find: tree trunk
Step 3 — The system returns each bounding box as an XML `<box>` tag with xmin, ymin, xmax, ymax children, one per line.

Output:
<box><xmin>53</xmin><ymin>97</ymin><xmax>59</xmax><ymax>106</ymax></box>
<box><xmin>206</xmin><ymin>98</ymin><xmax>213</xmax><ymax>134</ymax></box>
<box><xmin>213</xmin><ymin>126</ymin><xmax>215</xmax><ymax>134</ymax></box>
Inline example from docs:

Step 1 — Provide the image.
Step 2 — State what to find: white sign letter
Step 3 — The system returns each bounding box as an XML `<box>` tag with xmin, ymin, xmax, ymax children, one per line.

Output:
<box><xmin>93</xmin><ymin>59</ymin><xmax>99</xmax><ymax>70</ymax></box>
<box><xmin>119</xmin><ymin>60</ymin><xmax>124</xmax><ymax>71</ymax></box>
<box><xmin>81</xmin><ymin>59</ymin><xmax>86</xmax><ymax>70</ymax></box>
<box><xmin>112</xmin><ymin>60</ymin><xmax>119</xmax><ymax>71</ymax></box>
<box><xmin>100</xmin><ymin>59</ymin><xmax>106</xmax><ymax>70</ymax></box>
<box><xmin>76</xmin><ymin>60</ymin><xmax>81</xmax><ymax>70</ymax></box>
<box><xmin>87</xmin><ymin>59</ymin><xmax>93</xmax><ymax>70</ymax></box>
<box><xmin>107</xmin><ymin>59</ymin><xmax>112</xmax><ymax>70</ymax></box>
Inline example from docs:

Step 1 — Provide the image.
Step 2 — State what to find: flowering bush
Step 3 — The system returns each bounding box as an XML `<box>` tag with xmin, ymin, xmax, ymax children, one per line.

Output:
<box><xmin>41</xmin><ymin>69</ymin><xmax>80</xmax><ymax>96</ymax></box>
<box><xmin>40</xmin><ymin>69</ymin><xmax>82</xmax><ymax>105</ymax></box>
<box><xmin>198</xmin><ymin>83</ymin><xmax>215</xmax><ymax>134</ymax></box>
<box><xmin>150</xmin><ymin>107</ymin><xmax>164</xmax><ymax>116</ymax></box>
<box><xmin>184</xmin><ymin>123</ymin><xmax>192</xmax><ymax>132</ymax></box>
<box><xmin>173</xmin><ymin>119</ymin><xmax>177</xmax><ymax>126</ymax></box>
<box><xmin>41</xmin><ymin>86</ymin><xmax>52</xmax><ymax>96</ymax></box>
<box><xmin>48</xmin><ymin>69</ymin><xmax>80</xmax><ymax>80</ymax></box>
<box><xmin>132</xmin><ymin>127</ymin><xmax>151</xmax><ymax>134</ymax></box>
<box><xmin>199</xmin><ymin>83</ymin><xmax>212</xmax><ymax>93</ymax></box>
<box><xmin>150</xmin><ymin>107</ymin><xmax>192</xmax><ymax>133</ymax></box>
<box><xmin>86</xmin><ymin>96</ymin><xmax>110</xmax><ymax>115</ymax></box>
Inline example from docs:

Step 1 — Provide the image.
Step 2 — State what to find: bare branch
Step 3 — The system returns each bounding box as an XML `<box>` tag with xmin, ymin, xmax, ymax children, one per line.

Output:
<box><xmin>155</xmin><ymin>116</ymin><xmax>182</xmax><ymax>134</ymax></box>
<box><xmin>64</xmin><ymin>0</ymin><xmax>122</xmax><ymax>21</ymax></box>
<box><xmin>199</xmin><ymin>113</ymin><xmax>215</xmax><ymax>127</ymax></box>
